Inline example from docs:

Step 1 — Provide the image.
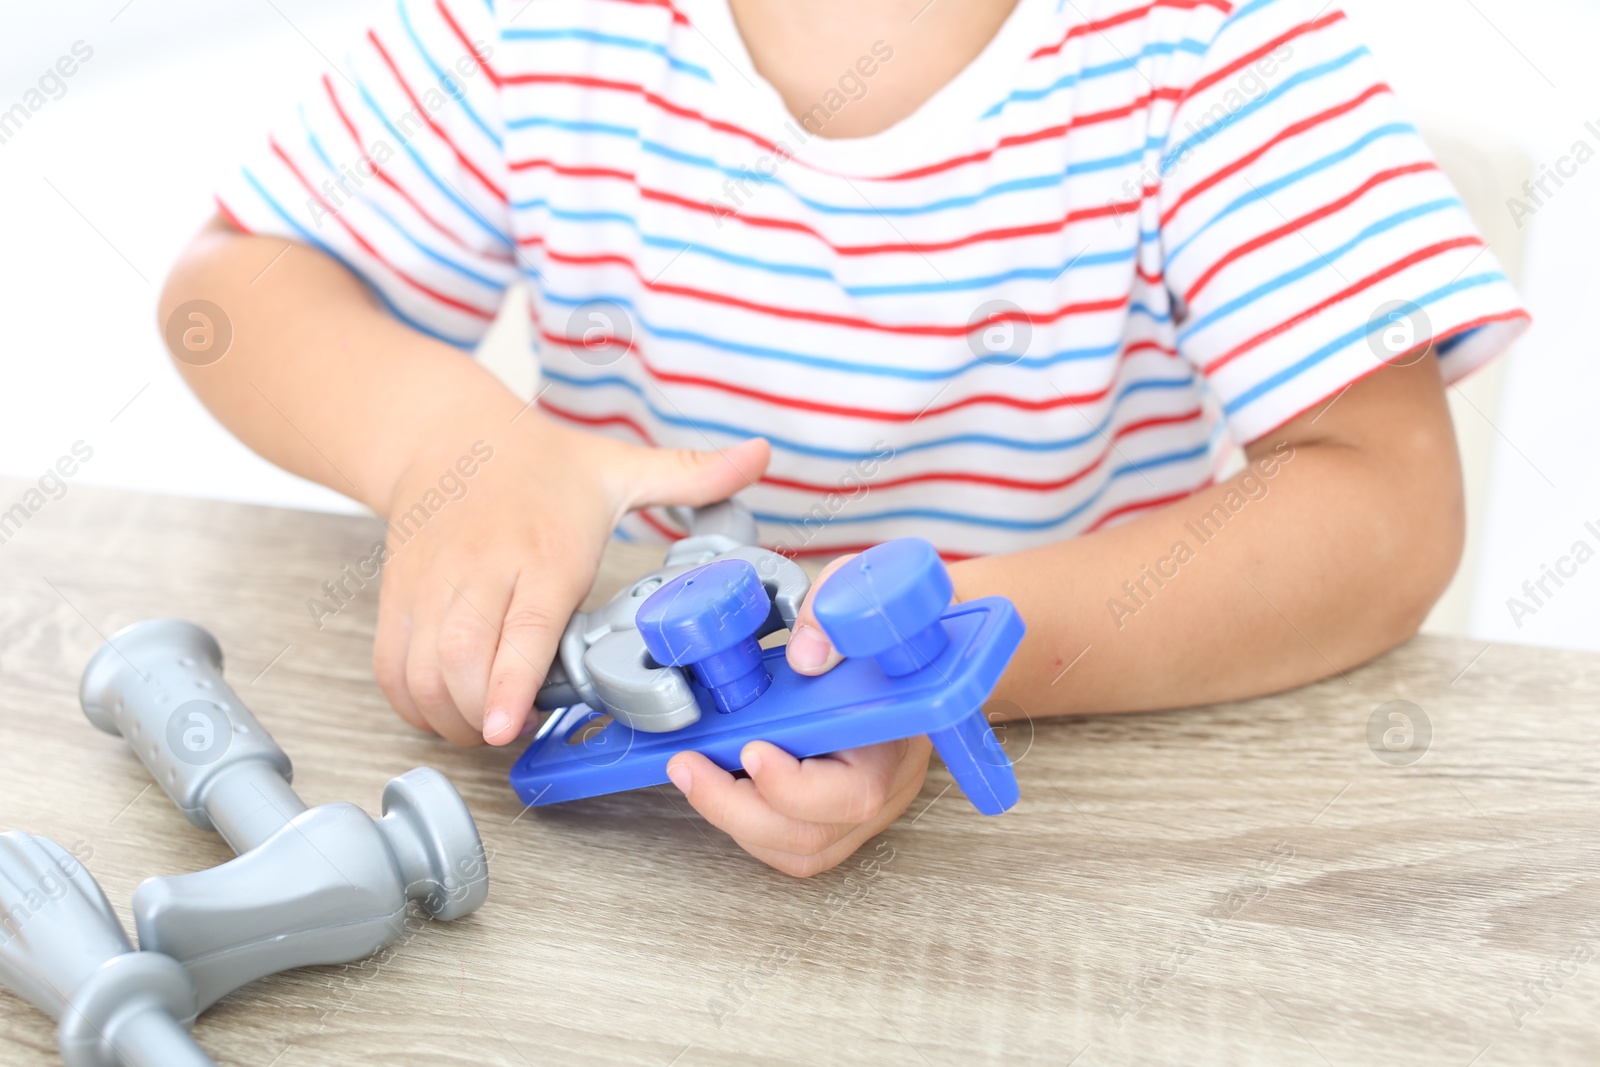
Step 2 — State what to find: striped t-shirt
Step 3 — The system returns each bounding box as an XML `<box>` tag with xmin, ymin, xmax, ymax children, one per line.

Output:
<box><xmin>218</xmin><ymin>0</ymin><xmax>1529</xmax><ymax>559</ymax></box>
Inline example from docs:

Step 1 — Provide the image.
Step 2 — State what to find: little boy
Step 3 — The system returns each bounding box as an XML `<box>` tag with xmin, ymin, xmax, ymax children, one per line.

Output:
<box><xmin>162</xmin><ymin>0</ymin><xmax>1527</xmax><ymax>875</ymax></box>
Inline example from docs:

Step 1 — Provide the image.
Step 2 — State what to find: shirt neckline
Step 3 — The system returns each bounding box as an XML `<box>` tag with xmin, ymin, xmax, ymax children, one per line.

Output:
<box><xmin>681</xmin><ymin>0</ymin><xmax>1055</xmax><ymax>178</ymax></box>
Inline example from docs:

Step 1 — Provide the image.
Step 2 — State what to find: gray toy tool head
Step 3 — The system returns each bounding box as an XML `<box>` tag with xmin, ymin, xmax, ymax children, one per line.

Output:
<box><xmin>538</xmin><ymin>499</ymin><xmax>810</xmax><ymax>732</ymax></box>
<box><xmin>78</xmin><ymin>620</ymin><xmax>490</xmax><ymax>1011</ymax></box>
<box><xmin>0</xmin><ymin>832</ymin><xmax>215</xmax><ymax>1067</ymax></box>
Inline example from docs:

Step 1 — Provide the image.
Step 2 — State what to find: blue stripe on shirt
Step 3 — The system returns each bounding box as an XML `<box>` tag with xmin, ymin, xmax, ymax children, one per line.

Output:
<box><xmin>398</xmin><ymin>0</ymin><xmax>503</xmax><ymax>149</ymax></box>
<box><xmin>752</xmin><ymin>440</ymin><xmax>1211</xmax><ymax>531</ymax></box>
<box><xmin>1223</xmin><ymin>271</ymin><xmax>1509</xmax><ymax>414</ymax></box>
<box><xmin>535</xmin><ymin>284</ymin><xmax>1170</xmax><ymax>377</ymax></box>
<box><xmin>502</xmin><ymin>27</ymin><xmax>713</xmax><ymax>81</ymax></box>
<box><xmin>512</xmin><ymin>193</ymin><xmax>1139</xmax><ymax>293</ymax></box>
<box><xmin>1165</xmin><ymin>121</ymin><xmax>1417</xmax><ymax>265</ymax></box>
<box><xmin>983</xmin><ymin>38</ymin><xmax>1212</xmax><ymax>121</ymax></box>
<box><xmin>352</xmin><ymin>76</ymin><xmax>514</xmax><ymax>248</ymax></box>
<box><xmin>302</xmin><ymin>111</ymin><xmax>507</xmax><ymax>290</ymax></box>
<box><xmin>541</xmin><ymin>366</ymin><xmax>1200</xmax><ymax>457</ymax></box>
<box><xmin>240</xmin><ymin>166</ymin><xmax>477</xmax><ymax>348</ymax></box>
<box><xmin>1161</xmin><ymin>47</ymin><xmax>1371</xmax><ymax>173</ymax></box>
<box><xmin>1179</xmin><ymin>197</ymin><xmax>1461</xmax><ymax>341</ymax></box>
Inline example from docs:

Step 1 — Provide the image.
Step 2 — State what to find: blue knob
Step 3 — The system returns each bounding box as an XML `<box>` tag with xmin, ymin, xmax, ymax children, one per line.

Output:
<box><xmin>812</xmin><ymin>539</ymin><xmax>953</xmax><ymax>677</ymax></box>
<box><xmin>636</xmin><ymin>558</ymin><xmax>772</xmax><ymax>713</ymax></box>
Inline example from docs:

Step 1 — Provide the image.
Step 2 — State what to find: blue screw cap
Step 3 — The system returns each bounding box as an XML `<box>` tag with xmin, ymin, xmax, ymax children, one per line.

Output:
<box><xmin>812</xmin><ymin>538</ymin><xmax>953</xmax><ymax>677</ymax></box>
<box><xmin>637</xmin><ymin>558</ymin><xmax>772</xmax><ymax>712</ymax></box>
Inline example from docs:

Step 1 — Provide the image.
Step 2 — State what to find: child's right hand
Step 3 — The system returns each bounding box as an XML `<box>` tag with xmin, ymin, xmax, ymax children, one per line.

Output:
<box><xmin>371</xmin><ymin>416</ymin><xmax>769</xmax><ymax>746</ymax></box>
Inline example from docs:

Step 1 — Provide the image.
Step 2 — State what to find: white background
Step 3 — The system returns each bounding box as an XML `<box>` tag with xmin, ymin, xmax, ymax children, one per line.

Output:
<box><xmin>0</xmin><ymin>0</ymin><xmax>1595</xmax><ymax>649</ymax></box>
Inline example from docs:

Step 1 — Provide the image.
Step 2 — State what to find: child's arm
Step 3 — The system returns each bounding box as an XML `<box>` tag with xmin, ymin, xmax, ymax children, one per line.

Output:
<box><xmin>955</xmin><ymin>351</ymin><xmax>1461</xmax><ymax>712</ymax></box>
<box><xmin>161</xmin><ymin>217</ymin><xmax>770</xmax><ymax>745</ymax></box>
<box><xmin>666</xmin><ymin>354</ymin><xmax>1460</xmax><ymax>875</ymax></box>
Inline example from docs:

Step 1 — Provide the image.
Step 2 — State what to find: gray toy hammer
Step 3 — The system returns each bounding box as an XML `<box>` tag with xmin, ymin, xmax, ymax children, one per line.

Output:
<box><xmin>78</xmin><ymin>620</ymin><xmax>489</xmax><ymax>1011</ymax></box>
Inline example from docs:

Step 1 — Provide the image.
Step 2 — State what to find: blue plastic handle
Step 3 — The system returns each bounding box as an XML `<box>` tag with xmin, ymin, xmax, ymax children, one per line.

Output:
<box><xmin>812</xmin><ymin>538</ymin><xmax>953</xmax><ymax>676</ymax></box>
<box><xmin>512</xmin><ymin>539</ymin><xmax>1025</xmax><ymax>816</ymax></box>
<box><xmin>513</xmin><ymin>600</ymin><xmax>1023</xmax><ymax>814</ymax></box>
<box><xmin>636</xmin><ymin>558</ymin><xmax>773</xmax><ymax>713</ymax></box>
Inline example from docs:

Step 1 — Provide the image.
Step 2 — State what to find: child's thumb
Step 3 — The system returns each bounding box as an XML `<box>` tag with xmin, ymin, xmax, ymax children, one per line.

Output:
<box><xmin>623</xmin><ymin>437</ymin><xmax>770</xmax><ymax>509</ymax></box>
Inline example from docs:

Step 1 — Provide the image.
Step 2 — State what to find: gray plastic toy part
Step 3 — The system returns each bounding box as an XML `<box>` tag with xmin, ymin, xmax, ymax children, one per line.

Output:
<box><xmin>79</xmin><ymin>619</ymin><xmax>298</xmax><ymax>854</ymax></box>
<box><xmin>535</xmin><ymin>499</ymin><xmax>810</xmax><ymax>733</ymax></box>
<box><xmin>77</xmin><ymin>620</ymin><xmax>490</xmax><ymax>1012</ymax></box>
<box><xmin>0</xmin><ymin>832</ymin><xmax>215</xmax><ymax>1067</ymax></box>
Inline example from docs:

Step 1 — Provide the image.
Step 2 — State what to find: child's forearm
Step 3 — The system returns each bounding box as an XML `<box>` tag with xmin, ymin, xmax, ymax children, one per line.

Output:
<box><xmin>159</xmin><ymin>217</ymin><xmax>527</xmax><ymax>515</ymax></box>
<box><xmin>161</xmin><ymin>216</ymin><xmax>773</xmax><ymax>748</ymax></box>
<box><xmin>952</xmin><ymin>357</ymin><xmax>1465</xmax><ymax>719</ymax></box>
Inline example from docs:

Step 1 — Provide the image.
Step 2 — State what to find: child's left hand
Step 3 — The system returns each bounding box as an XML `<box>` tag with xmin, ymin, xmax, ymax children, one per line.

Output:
<box><xmin>664</xmin><ymin>736</ymin><xmax>931</xmax><ymax>877</ymax></box>
<box><xmin>663</xmin><ymin>553</ymin><xmax>936</xmax><ymax>877</ymax></box>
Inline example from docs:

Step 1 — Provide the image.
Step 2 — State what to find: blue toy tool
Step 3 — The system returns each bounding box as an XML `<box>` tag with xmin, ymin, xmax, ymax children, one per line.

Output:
<box><xmin>511</xmin><ymin>505</ymin><xmax>1026</xmax><ymax>815</ymax></box>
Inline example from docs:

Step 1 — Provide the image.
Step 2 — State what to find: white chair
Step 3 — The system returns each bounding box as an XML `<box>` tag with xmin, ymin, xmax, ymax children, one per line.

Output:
<box><xmin>1419</xmin><ymin>124</ymin><xmax>1530</xmax><ymax>636</ymax></box>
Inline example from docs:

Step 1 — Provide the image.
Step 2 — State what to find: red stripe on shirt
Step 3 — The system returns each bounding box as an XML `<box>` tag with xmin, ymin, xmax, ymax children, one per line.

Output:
<box><xmin>322</xmin><ymin>75</ymin><xmax>510</xmax><ymax>260</ymax></box>
<box><xmin>880</xmin><ymin>88</ymin><xmax>1185</xmax><ymax>182</ymax></box>
<box><xmin>1236</xmin><ymin>310</ymin><xmax>1530</xmax><ymax>443</ymax></box>
<box><xmin>541</xmin><ymin>327</ymin><xmax>1177</xmax><ymax>420</ymax></box>
<box><xmin>1184</xmin><ymin>160</ymin><xmax>1439</xmax><ymax>303</ymax></box>
<box><xmin>542</xmin><ymin>390</ymin><xmax>1204</xmax><ymax>494</ymax></box>
<box><xmin>1204</xmin><ymin>236</ymin><xmax>1482</xmax><ymax>374</ymax></box>
<box><xmin>604</xmin><ymin>0</ymin><xmax>690</xmax><ymax>27</ymax></box>
<box><xmin>760</xmin><ymin>408</ymin><xmax>1206</xmax><ymax>494</ymax></box>
<box><xmin>270</xmin><ymin>137</ymin><xmax>497</xmax><ymax>319</ymax></box>
<box><xmin>1031</xmin><ymin>0</ymin><xmax>1232</xmax><ymax>61</ymax></box>
<box><xmin>215</xmin><ymin>195</ymin><xmax>255</xmax><ymax>235</ymax></box>
<box><xmin>1161</xmin><ymin>82</ymin><xmax>1391</xmax><ymax>231</ymax></box>
<box><xmin>492</xmin><ymin>49</ymin><xmax>1183</xmax><ymax>184</ymax></box>
<box><xmin>367</xmin><ymin>30</ymin><xmax>507</xmax><ymax>202</ymax></box>
<box><xmin>521</xmin><ymin>232</ymin><xmax>1129</xmax><ymax>335</ymax></box>
<box><xmin>1182</xmin><ymin>10</ymin><xmax>1346</xmax><ymax>105</ymax></box>
<box><xmin>510</xmin><ymin>157</ymin><xmax>637</xmax><ymax>181</ymax></box>
<box><xmin>538</xmin><ymin>397</ymin><xmax>659</xmax><ymax>443</ymax></box>
<box><xmin>637</xmin><ymin>186</ymin><xmax>1148</xmax><ymax>257</ymax></box>
<box><xmin>636</xmin><ymin>507</ymin><xmax>686</xmax><ymax>541</ymax></box>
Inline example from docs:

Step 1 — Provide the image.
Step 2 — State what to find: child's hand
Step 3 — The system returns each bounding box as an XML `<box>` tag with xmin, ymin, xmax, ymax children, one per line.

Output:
<box><xmin>664</xmin><ymin>551</ymin><xmax>942</xmax><ymax>876</ymax></box>
<box><xmin>372</xmin><ymin>419</ymin><xmax>769</xmax><ymax>746</ymax></box>
<box><xmin>665</xmin><ymin>736</ymin><xmax>931</xmax><ymax>877</ymax></box>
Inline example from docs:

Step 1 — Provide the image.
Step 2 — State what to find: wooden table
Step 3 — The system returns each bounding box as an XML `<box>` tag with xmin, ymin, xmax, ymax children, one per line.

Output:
<box><xmin>0</xmin><ymin>480</ymin><xmax>1596</xmax><ymax>1066</ymax></box>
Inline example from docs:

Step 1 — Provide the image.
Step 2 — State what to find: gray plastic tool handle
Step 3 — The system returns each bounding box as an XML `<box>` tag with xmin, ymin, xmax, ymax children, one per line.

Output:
<box><xmin>0</xmin><ymin>832</ymin><xmax>215</xmax><ymax>1067</ymax></box>
<box><xmin>79</xmin><ymin>619</ymin><xmax>304</xmax><ymax>854</ymax></box>
<box><xmin>132</xmin><ymin>768</ymin><xmax>490</xmax><ymax>1011</ymax></box>
<box><xmin>667</xmin><ymin>499</ymin><xmax>760</xmax><ymax>546</ymax></box>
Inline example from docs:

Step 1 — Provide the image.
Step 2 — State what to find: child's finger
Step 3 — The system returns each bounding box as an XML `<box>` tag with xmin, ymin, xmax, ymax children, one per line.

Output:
<box><xmin>737</xmin><ymin>739</ymin><xmax>904</xmax><ymax>825</ymax></box>
<box><xmin>621</xmin><ymin>437</ymin><xmax>771</xmax><ymax>511</ymax></box>
<box><xmin>436</xmin><ymin>577</ymin><xmax>512</xmax><ymax>733</ymax></box>
<box><xmin>738</xmin><ymin>825</ymin><xmax>887</xmax><ymax>879</ymax></box>
<box><xmin>785</xmin><ymin>554</ymin><xmax>856</xmax><ymax>675</ymax></box>
<box><xmin>373</xmin><ymin>604</ymin><xmax>429</xmax><ymax>733</ymax></box>
<box><xmin>665</xmin><ymin>751</ymin><xmax>848</xmax><ymax>856</ymax></box>
<box><xmin>404</xmin><ymin>621</ymin><xmax>484</xmax><ymax>746</ymax></box>
<box><xmin>481</xmin><ymin>572</ymin><xmax>581</xmax><ymax>745</ymax></box>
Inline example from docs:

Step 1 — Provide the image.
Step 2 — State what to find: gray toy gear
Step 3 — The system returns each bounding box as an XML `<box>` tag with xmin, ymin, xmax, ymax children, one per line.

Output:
<box><xmin>78</xmin><ymin>620</ymin><xmax>490</xmax><ymax>1011</ymax></box>
<box><xmin>535</xmin><ymin>499</ymin><xmax>810</xmax><ymax>732</ymax></box>
<box><xmin>0</xmin><ymin>832</ymin><xmax>215</xmax><ymax>1067</ymax></box>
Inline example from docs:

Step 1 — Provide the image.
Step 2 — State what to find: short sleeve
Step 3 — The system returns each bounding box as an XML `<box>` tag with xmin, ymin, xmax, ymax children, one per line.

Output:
<box><xmin>216</xmin><ymin>0</ymin><xmax>516</xmax><ymax>348</ymax></box>
<box><xmin>1157</xmin><ymin>0</ymin><xmax>1530</xmax><ymax>442</ymax></box>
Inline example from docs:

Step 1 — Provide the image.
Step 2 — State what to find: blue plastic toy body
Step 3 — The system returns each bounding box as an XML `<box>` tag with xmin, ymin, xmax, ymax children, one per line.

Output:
<box><xmin>511</xmin><ymin>535</ymin><xmax>1026</xmax><ymax>816</ymax></box>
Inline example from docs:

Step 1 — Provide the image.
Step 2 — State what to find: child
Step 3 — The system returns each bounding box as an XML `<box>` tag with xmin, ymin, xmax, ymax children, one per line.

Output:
<box><xmin>162</xmin><ymin>0</ymin><xmax>1527</xmax><ymax>876</ymax></box>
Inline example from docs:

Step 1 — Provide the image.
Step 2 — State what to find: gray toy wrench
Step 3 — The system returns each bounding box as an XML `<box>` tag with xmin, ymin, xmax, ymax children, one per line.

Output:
<box><xmin>533</xmin><ymin>500</ymin><xmax>811</xmax><ymax>732</ymax></box>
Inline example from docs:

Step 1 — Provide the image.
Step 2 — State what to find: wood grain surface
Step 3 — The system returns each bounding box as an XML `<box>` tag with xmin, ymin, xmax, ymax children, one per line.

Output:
<box><xmin>0</xmin><ymin>480</ymin><xmax>1596</xmax><ymax>1066</ymax></box>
